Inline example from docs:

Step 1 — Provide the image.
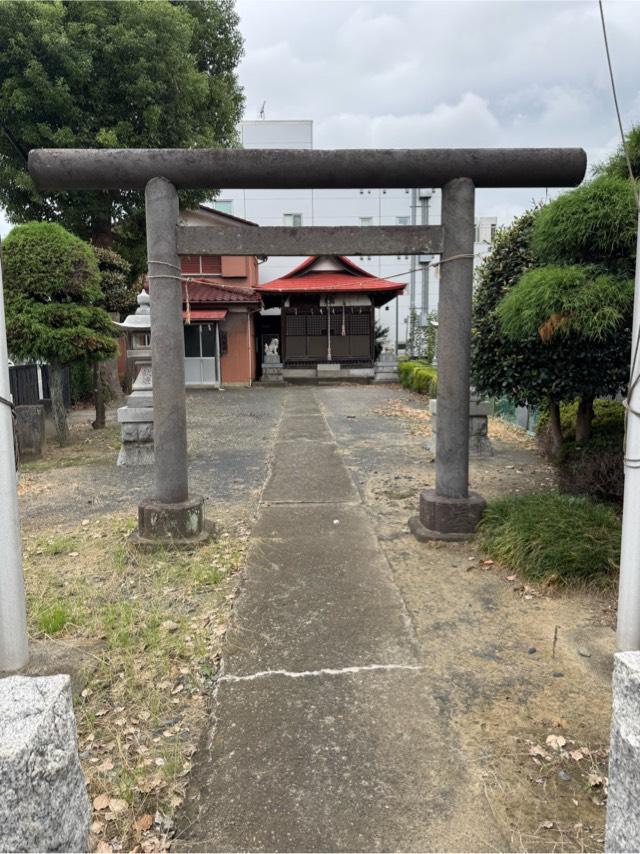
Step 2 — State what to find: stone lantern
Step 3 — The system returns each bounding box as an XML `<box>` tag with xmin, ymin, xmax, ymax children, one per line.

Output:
<box><xmin>114</xmin><ymin>289</ymin><xmax>154</xmax><ymax>465</ymax></box>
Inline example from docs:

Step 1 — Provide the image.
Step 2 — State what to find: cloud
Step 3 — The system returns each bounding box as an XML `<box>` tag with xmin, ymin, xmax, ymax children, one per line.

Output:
<box><xmin>316</xmin><ymin>93</ymin><xmax>501</xmax><ymax>149</ymax></box>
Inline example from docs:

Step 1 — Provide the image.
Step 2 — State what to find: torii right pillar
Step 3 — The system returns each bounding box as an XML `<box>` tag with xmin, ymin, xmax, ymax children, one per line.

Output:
<box><xmin>410</xmin><ymin>177</ymin><xmax>486</xmax><ymax>541</ymax></box>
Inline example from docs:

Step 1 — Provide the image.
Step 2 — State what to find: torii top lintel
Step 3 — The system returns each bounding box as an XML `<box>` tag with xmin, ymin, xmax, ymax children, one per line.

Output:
<box><xmin>28</xmin><ymin>147</ymin><xmax>587</xmax><ymax>191</ymax></box>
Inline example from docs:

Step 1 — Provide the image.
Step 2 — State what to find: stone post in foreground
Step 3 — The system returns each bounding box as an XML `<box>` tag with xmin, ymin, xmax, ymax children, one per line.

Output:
<box><xmin>134</xmin><ymin>177</ymin><xmax>206</xmax><ymax>544</ymax></box>
<box><xmin>606</xmin><ymin>652</ymin><xmax>640</xmax><ymax>852</ymax></box>
<box><xmin>410</xmin><ymin>177</ymin><xmax>486</xmax><ymax>541</ymax></box>
<box><xmin>0</xmin><ymin>675</ymin><xmax>90</xmax><ymax>852</ymax></box>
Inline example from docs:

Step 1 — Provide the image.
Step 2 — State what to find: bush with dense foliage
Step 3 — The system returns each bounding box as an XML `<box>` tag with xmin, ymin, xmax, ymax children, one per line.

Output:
<box><xmin>93</xmin><ymin>247</ymin><xmax>135</xmax><ymax>318</ymax></box>
<box><xmin>399</xmin><ymin>361</ymin><xmax>438</xmax><ymax>397</ymax></box>
<box><xmin>473</xmin><ymin>142</ymin><xmax>636</xmax><ymax>453</ymax></box>
<box><xmin>478</xmin><ymin>493</ymin><xmax>621</xmax><ymax>587</ymax></box>
<box><xmin>3</xmin><ymin>222</ymin><xmax>118</xmax><ymax>443</ymax></box>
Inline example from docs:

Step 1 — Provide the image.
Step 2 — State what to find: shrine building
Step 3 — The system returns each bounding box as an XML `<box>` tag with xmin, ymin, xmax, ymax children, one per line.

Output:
<box><xmin>257</xmin><ymin>255</ymin><xmax>405</xmax><ymax>381</ymax></box>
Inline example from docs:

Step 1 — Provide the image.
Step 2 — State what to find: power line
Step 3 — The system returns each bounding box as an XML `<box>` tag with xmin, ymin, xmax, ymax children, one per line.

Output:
<box><xmin>598</xmin><ymin>0</ymin><xmax>639</xmax><ymax>206</ymax></box>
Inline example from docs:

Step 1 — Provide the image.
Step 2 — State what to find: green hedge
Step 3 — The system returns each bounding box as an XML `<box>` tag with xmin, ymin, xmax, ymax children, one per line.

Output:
<box><xmin>478</xmin><ymin>493</ymin><xmax>620</xmax><ymax>587</ymax></box>
<box><xmin>398</xmin><ymin>360</ymin><xmax>438</xmax><ymax>397</ymax></box>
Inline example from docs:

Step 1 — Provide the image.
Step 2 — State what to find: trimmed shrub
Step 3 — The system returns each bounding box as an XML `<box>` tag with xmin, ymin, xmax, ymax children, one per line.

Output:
<box><xmin>399</xmin><ymin>360</ymin><xmax>438</xmax><ymax>397</ymax></box>
<box><xmin>478</xmin><ymin>493</ymin><xmax>621</xmax><ymax>587</ymax></box>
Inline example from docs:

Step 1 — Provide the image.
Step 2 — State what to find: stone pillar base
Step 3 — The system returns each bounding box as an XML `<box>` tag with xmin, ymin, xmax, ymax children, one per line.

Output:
<box><xmin>409</xmin><ymin>488</ymin><xmax>486</xmax><ymax>542</ymax></box>
<box><xmin>0</xmin><ymin>675</ymin><xmax>91</xmax><ymax>853</ymax></box>
<box><xmin>261</xmin><ymin>362</ymin><xmax>284</xmax><ymax>384</ymax></box>
<box><xmin>131</xmin><ymin>495</ymin><xmax>209</xmax><ymax>547</ymax></box>
<box><xmin>606</xmin><ymin>651</ymin><xmax>640</xmax><ymax>852</ymax></box>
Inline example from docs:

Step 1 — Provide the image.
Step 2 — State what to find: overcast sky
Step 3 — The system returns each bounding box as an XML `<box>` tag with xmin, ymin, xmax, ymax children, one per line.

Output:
<box><xmin>234</xmin><ymin>0</ymin><xmax>640</xmax><ymax>221</ymax></box>
<box><xmin>2</xmin><ymin>0</ymin><xmax>639</xmax><ymax>236</ymax></box>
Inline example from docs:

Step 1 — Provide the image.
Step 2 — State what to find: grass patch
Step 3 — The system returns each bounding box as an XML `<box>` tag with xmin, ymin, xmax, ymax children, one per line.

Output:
<box><xmin>22</xmin><ymin>513</ymin><xmax>247</xmax><ymax>851</ymax></box>
<box><xmin>34</xmin><ymin>600</ymin><xmax>74</xmax><ymax>635</ymax></box>
<box><xmin>20</xmin><ymin>423</ymin><xmax>121</xmax><ymax>473</ymax></box>
<box><xmin>478</xmin><ymin>493</ymin><xmax>620</xmax><ymax>587</ymax></box>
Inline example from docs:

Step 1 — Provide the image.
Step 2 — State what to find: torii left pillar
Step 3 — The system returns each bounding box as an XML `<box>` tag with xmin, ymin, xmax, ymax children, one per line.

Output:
<box><xmin>133</xmin><ymin>177</ymin><xmax>207</xmax><ymax>544</ymax></box>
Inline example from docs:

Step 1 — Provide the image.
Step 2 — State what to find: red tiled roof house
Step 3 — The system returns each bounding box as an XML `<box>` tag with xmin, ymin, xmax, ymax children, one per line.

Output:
<box><xmin>178</xmin><ymin>206</ymin><xmax>262</xmax><ymax>387</ymax></box>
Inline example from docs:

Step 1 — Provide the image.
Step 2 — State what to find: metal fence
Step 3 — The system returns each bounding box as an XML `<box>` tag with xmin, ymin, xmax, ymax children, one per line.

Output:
<box><xmin>494</xmin><ymin>396</ymin><xmax>539</xmax><ymax>434</ymax></box>
<box><xmin>8</xmin><ymin>364</ymin><xmax>71</xmax><ymax>408</ymax></box>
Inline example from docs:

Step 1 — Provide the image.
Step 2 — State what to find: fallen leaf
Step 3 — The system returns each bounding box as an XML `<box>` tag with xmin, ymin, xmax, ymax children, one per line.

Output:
<box><xmin>546</xmin><ymin>734</ymin><xmax>567</xmax><ymax>751</ymax></box>
<box><xmin>93</xmin><ymin>794</ymin><xmax>110</xmax><ymax>811</ymax></box>
<box><xmin>542</xmin><ymin>821</ymin><xmax>554</xmax><ymax>829</ymax></box>
<box><xmin>570</xmin><ymin>748</ymin><xmax>588</xmax><ymax>762</ymax></box>
<box><xmin>134</xmin><ymin>814</ymin><xmax>154</xmax><ymax>832</ymax></box>
<box><xmin>139</xmin><ymin>775</ymin><xmax>164</xmax><ymax>793</ymax></box>
<box><xmin>529</xmin><ymin>744</ymin><xmax>547</xmax><ymax>758</ymax></box>
<box><xmin>109</xmin><ymin>798</ymin><xmax>128</xmax><ymax>813</ymax></box>
<box><xmin>91</xmin><ymin>820</ymin><xmax>105</xmax><ymax>834</ymax></box>
<box><xmin>161</xmin><ymin>620</ymin><xmax>179</xmax><ymax>633</ymax></box>
<box><xmin>588</xmin><ymin>773</ymin><xmax>604</xmax><ymax>788</ymax></box>
<box><xmin>97</xmin><ymin>759</ymin><xmax>114</xmax><ymax>773</ymax></box>
<box><xmin>96</xmin><ymin>842</ymin><xmax>112</xmax><ymax>853</ymax></box>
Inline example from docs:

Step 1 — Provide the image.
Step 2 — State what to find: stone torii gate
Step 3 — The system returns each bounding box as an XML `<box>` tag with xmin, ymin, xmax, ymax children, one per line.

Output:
<box><xmin>29</xmin><ymin>147</ymin><xmax>586</xmax><ymax>543</ymax></box>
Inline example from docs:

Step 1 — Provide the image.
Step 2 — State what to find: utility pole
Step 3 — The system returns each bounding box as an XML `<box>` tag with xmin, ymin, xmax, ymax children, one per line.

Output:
<box><xmin>616</xmin><ymin>208</ymin><xmax>640</xmax><ymax>650</ymax></box>
<box><xmin>0</xmin><ymin>240</ymin><xmax>29</xmax><ymax>671</ymax></box>
<box><xmin>420</xmin><ymin>191</ymin><xmax>433</xmax><ymax>326</ymax></box>
<box><xmin>408</xmin><ymin>187</ymin><xmax>418</xmax><ymax>355</ymax></box>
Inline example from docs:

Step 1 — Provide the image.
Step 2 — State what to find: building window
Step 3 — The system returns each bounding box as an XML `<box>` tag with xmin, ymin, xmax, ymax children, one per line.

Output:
<box><xmin>283</xmin><ymin>213</ymin><xmax>302</xmax><ymax>227</ymax></box>
<box><xmin>490</xmin><ymin>223</ymin><xmax>497</xmax><ymax>241</ymax></box>
<box><xmin>213</xmin><ymin>199</ymin><xmax>233</xmax><ymax>215</ymax></box>
<box><xmin>396</xmin><ymin>216</ymin><xmax>410</xmax><ymax>226</ymax></box>
<box><xmin>360</xmin><ymin>217</ymin><xmax>374</xmax><ymax>226</ymax></box>
<box><xmin>180</xmin><ymin>255</ymin><xmax>222</xmax><ymax>275</ymax></box>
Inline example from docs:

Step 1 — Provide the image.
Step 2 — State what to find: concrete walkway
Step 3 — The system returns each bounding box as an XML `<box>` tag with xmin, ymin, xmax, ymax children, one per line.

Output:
<box><xmin>176</xmin><ymin>389</ymin><xmax>501</xmax><ymax>852</ymax></box>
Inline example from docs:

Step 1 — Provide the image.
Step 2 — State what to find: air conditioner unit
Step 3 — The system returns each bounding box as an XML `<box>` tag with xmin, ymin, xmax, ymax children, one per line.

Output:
<box><xmin>419</xmin><ymin>254</ymin><xmax>434</xmax><ymax>265</ymax></box>
<box><xmin>418</xmin><ymin>188</ymin><xmax>434</xmax><ymax>199</ymax></box>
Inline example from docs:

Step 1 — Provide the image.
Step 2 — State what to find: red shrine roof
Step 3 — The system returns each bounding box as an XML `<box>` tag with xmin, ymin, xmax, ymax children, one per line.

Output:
<box><xmin>257</xmin><ymin>256</ymin><xmax>406</xmax><ymax>296</ymax></box>
<box><xmin>181</xmin><ymin>280</ymin><xmax>261</xmax><ymax>305</ymax></box>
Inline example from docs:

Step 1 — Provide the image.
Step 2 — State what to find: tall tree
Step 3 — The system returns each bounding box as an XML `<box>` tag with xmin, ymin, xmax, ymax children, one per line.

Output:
<box><xmin>2</xmin><ymin>222</ymin><xmax>118</xmax><ymax>444</ymax></box>
<box><xmin>0</xmin><ymin>0</ymin><xmax>244</xmax><ymax>263</ymax></box>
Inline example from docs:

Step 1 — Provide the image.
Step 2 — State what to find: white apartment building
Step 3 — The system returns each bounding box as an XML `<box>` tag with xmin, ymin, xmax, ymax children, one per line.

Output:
<box><xmin>214</xmin><ymin>120</ymin><xmax>497</xmax><ymax>348</ymax></box>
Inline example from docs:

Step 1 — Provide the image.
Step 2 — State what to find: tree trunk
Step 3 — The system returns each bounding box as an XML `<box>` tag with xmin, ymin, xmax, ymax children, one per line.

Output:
<box><xmin>49</xmin><ymin>363</ymin><xmax>69</xmax><ymax>446</ymax></box>
<box><xmin>575</xmin><ymin>396</ymin><xmax>594</xmax><ymax>443</ymax></box>
<box><xmin>91</xmin><ymin>200</ymin><xmax>113</xmax><ymax>249</ymax></box>
<box><xmin>548</xmin><ymin>401</ymin><xmax>563</xmax><ymax>458</ymax></box>
<box><xmin>101</xmin><ymin>314</ymin><xmax>125</xmax><ymax>402</ymax></box>
<box><xmin>99</xmin><ymin>358</ymin><xmax>123</xmax><ymax>402</ymax></box>
<box><xmin>93</xmin><ymin>363</ymin><xmax>106</xmax><ymax>430</ymax></box>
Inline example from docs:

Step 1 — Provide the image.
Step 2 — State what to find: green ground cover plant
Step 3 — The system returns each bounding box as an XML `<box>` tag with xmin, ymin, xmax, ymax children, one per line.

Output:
<box><xmin>478</xmin><ymin>493</ymin><xmax>621</xmax><ymax>587</ymax></box>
